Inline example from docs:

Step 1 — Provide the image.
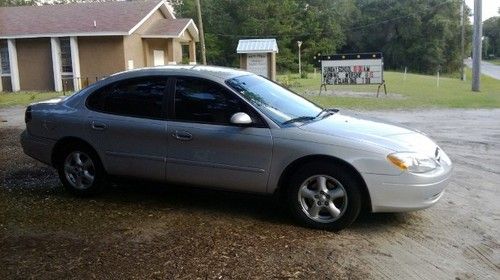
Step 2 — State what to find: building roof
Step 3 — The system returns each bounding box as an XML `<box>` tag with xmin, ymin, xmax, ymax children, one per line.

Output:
<box><xmin>0</xmin><ymin>0</ymin><xmax>176</xmax><ymax>39</ymax></box>
<box><xmin>236</xmin><ymin>39</ymin><xmax>279</xmax><ymax>54</ymax></box>
<box><xmin>141</xmin><ymin>18</ymin><xmax>199</xmax><ymax>41</ymax></box>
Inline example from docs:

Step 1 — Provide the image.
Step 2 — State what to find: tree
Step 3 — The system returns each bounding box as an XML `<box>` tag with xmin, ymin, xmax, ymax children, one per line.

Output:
<box><xmin>483</xmin><ymin>16</ymin><xmax>500</xmax><ymax>58</ymax></box>
<box><xmin>173</xmin><ymin>0</ymin><xmax>353</xmax><ymax>72</ymax></box>
<box><xmin>0</xmin><ymin>0</ymin><xmax>38</xmax><ymax>6</ymax></box>
<box><xmin>342</xmin><ymin>0</ymin><xmax>471</xmax><ymax>74</ymax></box>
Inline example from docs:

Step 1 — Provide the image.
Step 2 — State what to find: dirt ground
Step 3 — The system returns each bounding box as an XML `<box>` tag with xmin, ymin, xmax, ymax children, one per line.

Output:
<box><xmin>1</xmin><ymin>107</ymin><xmax>499</xmax><ymax>279</ymax></box>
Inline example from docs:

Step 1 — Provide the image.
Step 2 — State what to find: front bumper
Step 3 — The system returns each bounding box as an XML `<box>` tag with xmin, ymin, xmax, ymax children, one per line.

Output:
<box><xmin>363</xmin><ymin>163</ymin><xmax>453</xmax><ymax>212</ymax></box>
<box><xmin>20</xmin><ymin>130</ymin><xmax>56</xmax><ymax>165</ymax></box>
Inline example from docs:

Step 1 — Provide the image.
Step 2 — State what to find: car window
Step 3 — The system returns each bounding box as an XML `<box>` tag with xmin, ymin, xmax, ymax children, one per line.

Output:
<box><xmin>173</xmin><ymin>77</ymin><xmax>263</xmax><ymax>126</ymax></box>
<box><xmin>87</xmin><ymin>77</ymin><xmax>167</xmax><ymax>119</ymax></box>
<box><xmin>226</xmin><ymin>75</ymin><xmax>322</xmax><ymax>125</ymax></box>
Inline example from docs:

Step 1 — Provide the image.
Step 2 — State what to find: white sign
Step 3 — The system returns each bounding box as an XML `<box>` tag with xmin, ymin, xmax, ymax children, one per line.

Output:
<box><xmin>247</xmin><ymin>53</ymin><xmax>268</xmax><ymax>78</ymax></box>
<box><xmin>322</xmin><ymin>59</ymin><xmax>383</xmax><ymax>85</ymax></box>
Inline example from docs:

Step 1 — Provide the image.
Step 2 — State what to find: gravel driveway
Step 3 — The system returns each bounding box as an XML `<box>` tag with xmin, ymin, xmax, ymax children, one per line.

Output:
<box><xmin>1</xmin><ymin>106</ymin><xmax>499</xmax><ymax>279</ymax></box>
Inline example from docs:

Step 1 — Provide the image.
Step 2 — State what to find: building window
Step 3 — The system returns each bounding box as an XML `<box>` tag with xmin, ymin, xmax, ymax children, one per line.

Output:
<box><xmin>0</xmin><ymin>41</ymin><xmax>10</xmax><ymax>75</ymax></box>
<box><xmin>60</xmin><ymin>37</ymin><xmax>72</xmax><ymax>74</ymax></box>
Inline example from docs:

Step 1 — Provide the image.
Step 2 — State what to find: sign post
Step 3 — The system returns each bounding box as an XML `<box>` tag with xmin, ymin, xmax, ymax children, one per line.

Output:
<box><xmin>316</xmin><ymin>52</ymin><xmax>386</xmax><ymax>97</ymax></box>
<box><xmin>297</xmin><ymin>41</ymin><xmax>302</xmax><ymax>77</ymax></box>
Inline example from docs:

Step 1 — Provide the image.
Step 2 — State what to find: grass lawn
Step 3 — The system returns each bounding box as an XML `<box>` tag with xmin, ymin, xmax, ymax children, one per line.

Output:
<box><xmin>279</xmin><ymin>69</ymin><xmax>500</xmax><ymax>110</ymax></box>
<box><xmin>1</xmin><ymin>70</ymin><xmax>499</xmax><ymax>110</ymax></box>
<box><xmin>0</xmin><ymin>91</ymin><xmax>64</xmax><ymax>108</ymax></box>
<box><xmin>488</xmin><ymin>59</ymin><xmax>500</xmax><ymax>66</ymax></box>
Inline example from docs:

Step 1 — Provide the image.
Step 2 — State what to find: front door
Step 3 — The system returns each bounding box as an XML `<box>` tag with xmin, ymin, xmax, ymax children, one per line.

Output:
<box><xmin>86</xmin><ymin>76</ymin><xmax>168</xmax><ymax>181</ymax></box>
<box><xmin>166</xmin><ymin>77</ymin><xmax>273</xmax><ymax>193</ymax></box>
<box><xmin>153</xmin><ymin>50</ymin><xmax>165</xmax><ymax>66</ymax></box>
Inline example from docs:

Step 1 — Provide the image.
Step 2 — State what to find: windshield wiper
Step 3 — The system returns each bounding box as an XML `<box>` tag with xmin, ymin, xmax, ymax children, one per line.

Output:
<box><xmin>315</xmin><ymin>108</ymin><xmax>339</xmax><ymax>118</ymax></box>
<box><xmin>282</xmin><ymin>116</ymin><xmax>316</xmax><ymax>125</ymax></box>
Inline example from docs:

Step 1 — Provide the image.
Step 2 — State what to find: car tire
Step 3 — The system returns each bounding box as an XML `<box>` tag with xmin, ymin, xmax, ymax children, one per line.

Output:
<box><xmin>287</xmin><ymin>161</ymin><xmax>362</xmax><ymax>231</ymax></box>
<box><xmin>56</xmin><ymin>143</ymin><xmax>106</xmax><ymax>196</ymax></box>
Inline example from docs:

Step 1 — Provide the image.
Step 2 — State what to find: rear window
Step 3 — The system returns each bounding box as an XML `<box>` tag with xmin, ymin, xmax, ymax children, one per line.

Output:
<box><xmin>86</xmin><ymin>77</ymin><xmax>167</xmax><ymax>119</ymax></box>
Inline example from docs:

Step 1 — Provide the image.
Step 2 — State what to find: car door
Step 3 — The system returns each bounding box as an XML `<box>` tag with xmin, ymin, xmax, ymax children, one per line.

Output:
<box><xmin>166</xmin><ymin>76</ymin><xmax>273</xmax><ymax>193</ymax></box>
<box><xmin>85</xmin><ymin>76</ymin><xmax>169</xmax><ymax>181</ymax></box>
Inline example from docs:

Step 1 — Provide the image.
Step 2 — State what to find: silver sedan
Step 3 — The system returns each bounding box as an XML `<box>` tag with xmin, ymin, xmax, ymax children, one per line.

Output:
<box><xmin>21</xmin><ymin>66</ymin><xmax>452</xmax><ymax>230</ymax></box>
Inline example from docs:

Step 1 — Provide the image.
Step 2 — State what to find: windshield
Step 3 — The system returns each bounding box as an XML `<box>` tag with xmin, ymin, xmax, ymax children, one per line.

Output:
<box><xmin>226</xmin><ymin>75</ymin><xmax>323</xmax><ymax>125</ymax></box>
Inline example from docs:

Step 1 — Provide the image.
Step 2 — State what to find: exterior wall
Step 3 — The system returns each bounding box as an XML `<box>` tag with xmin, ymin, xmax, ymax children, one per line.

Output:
<box><xmin>124</xmin><ymin>9</ymin><xmax>167</xmax><ymax>69</ymax></box>
<box><xmin>144</xmin><ymin>38</ymin><xmax>168</xmax><ymax>66</ymax></box>
<box><xmin>123</xmin><ymin>34</ymin><xmax>145</xmax><ymax>69</ymax></box>
<box><xmin>172</xmin><ymin>39</ymin><xmax>183</xmax><ymax>63</ymax></box>
<box><xmin>78</xmin><ymin>36</ymin><xmax>125</xmax><ymax>83</ymax></box>
<box><xmin>173</xmin><ymin>31</ymin><xmax>195</xmax><ymax>63</ymax></box>
<box><xmin>16</xmin><ymin>38</ymin><xmax>54</xmax><ymax>91</ymax></box>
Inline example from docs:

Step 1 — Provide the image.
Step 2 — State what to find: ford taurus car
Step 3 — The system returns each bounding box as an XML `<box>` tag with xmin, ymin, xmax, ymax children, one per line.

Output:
<box><xmin>21</xmin><ymin>66</ymin><xmax>452</xmax><ymax>230</ymax></box>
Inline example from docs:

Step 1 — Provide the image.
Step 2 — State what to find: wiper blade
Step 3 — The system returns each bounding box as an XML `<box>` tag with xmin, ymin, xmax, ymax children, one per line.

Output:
<box><xmin>315</xmin><ymin>108</ymin><xmax>339</xmax><ymax>118</ymax></box>
<box><xmin>282</xmin><ymin>116</ymin><xmax>316</xmax><ymax>125</ymax></box>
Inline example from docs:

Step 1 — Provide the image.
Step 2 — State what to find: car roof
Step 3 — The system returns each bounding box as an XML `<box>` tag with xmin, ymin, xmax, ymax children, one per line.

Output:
<box><xmin>108</xmin><ymin>65</ymin><xmax>253</xmax><ymax>81</ymax></box>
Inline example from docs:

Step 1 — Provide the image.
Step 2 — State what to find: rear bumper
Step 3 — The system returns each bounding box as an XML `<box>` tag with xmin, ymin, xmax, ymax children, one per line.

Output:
<box><xmin>20</xmin><ymin>130</ymin><xmax>55</xmax><ymax>166</ymax></box>
<box><xmin>363</xmin><ymin>164</ymin><xmax>452</xmax><ymax>212</ymax></box>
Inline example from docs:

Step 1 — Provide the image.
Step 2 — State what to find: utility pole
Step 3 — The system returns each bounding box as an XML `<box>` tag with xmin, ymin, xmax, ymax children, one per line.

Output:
<box><xmin>472</xmin><ymin>0</ymin><xmax>482</xmax><ymax>92</ymax></box>
<box><xmin>297</xmin><ymin>41</ymin><xmax>302</xmax><ymax>77</ymax></box>
<box><xmin>195</xmin><ymin>0</ymin><xmax>207</xmax><ymax>65</ymax></box>
<box><xmin>460</xmin><ymin>0</ymin><xmax>466</xmax><ymax>81</ymax></box>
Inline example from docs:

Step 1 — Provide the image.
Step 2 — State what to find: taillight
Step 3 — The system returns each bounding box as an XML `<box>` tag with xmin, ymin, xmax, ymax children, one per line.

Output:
<box><xmin>25</xmin><ymin>106</ymin><xmax>32</xmax><ymax>123</ymax></box>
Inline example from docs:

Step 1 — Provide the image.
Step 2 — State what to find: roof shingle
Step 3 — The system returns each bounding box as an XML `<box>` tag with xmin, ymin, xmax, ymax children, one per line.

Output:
<box><xmin>236</xmin><ymin>39</ymin><xmax>279</xmax><ymax>54</ymax></box>
<box><xmin>0</xmin><ymin>0</ymin><xmax>166</xmax><ymax>38</ymax></box>
<box><xmin>142</xmin><ymin>18</ymin><xmax>191</xmax><ymax>37</ymax></box>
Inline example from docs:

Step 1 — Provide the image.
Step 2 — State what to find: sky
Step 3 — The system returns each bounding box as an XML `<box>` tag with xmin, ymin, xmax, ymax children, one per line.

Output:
<box><xmin>465</xmin><ymin>0</ymin><xmax>499</xmax><ymax>22</ymax></box>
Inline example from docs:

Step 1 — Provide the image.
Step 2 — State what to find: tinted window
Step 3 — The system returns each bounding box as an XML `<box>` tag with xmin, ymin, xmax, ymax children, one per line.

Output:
<box><xmin>174</xmin><ymin>77</ymin><xmax>260</xmax><ymax>125</ymax></box>
<box><xmin>87</xmin><ymin>77</ymin><xmax>167</xmax><ymax>119</ymax></box>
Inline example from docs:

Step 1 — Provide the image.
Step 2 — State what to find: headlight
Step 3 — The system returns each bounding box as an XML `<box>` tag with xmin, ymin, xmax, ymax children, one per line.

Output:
<box><xmin>387</xmin><ymin>152</ymin><xmax>438</xmax><ymax>173</ymax></box>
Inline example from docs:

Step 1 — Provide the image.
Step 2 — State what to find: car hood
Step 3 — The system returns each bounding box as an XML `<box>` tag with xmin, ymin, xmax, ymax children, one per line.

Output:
<box><xmin>298</xmin><ymin>112</ymin><xmax>439</xmax><ymax>156</ymax></box>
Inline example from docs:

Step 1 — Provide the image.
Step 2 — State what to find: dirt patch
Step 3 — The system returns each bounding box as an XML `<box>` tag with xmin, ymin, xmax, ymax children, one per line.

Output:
<box><xmin>1</xmin><ymin>107</ymin><xmax>499</xmax><ymax>279</ymax></box>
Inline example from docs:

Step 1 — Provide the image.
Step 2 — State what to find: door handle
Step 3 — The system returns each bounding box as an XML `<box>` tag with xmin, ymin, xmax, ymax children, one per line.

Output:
<box><xmin>172</xmin><ymin>130</ymin><xmax>192</xmax><ymax>141</ymax></box>
<box><xmin>91</xmin><ymin>121</ymin><xmax>107</xmax><ymax>131</ymax></box>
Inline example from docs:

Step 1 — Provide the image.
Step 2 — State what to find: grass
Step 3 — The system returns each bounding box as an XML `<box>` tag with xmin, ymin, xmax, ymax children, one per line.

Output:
<box><xmin>0</xmin><ymin>91</ymin><xmax>64</xmax><ymax>108</ymax></box>
<box><xmin>1</xmin><ymin>69</ymin><xmax>499</xmax><ymax>110</ymax></box>
<box><xmin>488</xmin><ymin>59</ymin><xmax>500</xmax><ymax>66</ymax></box>
<box><xmin>279</xmin><ymin>69</ymin><xmax>500</xmax><ymax>110</ymax></box>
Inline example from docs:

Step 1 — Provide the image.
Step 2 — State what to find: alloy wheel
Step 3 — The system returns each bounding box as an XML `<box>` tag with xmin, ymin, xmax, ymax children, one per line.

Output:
<box><xmin>63</xmin><ymin>151</ymin><xmax>95</xmax><ymax>190</ymax></box>
<box><xmin>297</xmin><ymin>174</ymin><xmax>348</xmax><ymax>223</ymax></box>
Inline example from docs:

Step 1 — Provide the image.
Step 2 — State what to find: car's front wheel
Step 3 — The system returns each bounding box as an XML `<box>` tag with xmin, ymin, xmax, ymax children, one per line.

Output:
<box><xmin>56</xmin><ymin>144</ymin><xmax>106</xmax><ymax>196</ymax></box>
<box><xmin>287</xmin><ymin>162</ymin><xmax>362</xmax><ymax>231</ymax></box>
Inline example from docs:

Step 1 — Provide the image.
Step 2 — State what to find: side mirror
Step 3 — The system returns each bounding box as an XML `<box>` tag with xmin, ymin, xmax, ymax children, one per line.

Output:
<box><xmin>230</xmin><ymin>112</ymin><xmax>252</xmax><ymax>126</ymax></box>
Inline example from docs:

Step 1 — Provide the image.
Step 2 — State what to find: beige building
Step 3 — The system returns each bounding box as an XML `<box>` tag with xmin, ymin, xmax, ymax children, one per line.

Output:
<box><xmin>0</xmin><ymin>0</ymin><xmax>199</xmax><ymax>92</ymax></box>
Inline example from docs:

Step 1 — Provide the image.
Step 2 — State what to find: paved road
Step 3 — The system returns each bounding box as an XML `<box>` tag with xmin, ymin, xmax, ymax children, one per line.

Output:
<box><xmin>465</xmin><ymin>58</ymin><xmax>500</xmax><ymax>80</ymax></box>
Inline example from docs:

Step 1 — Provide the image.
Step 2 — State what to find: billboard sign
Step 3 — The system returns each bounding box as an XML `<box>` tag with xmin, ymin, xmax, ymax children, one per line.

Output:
<box><xmin>319</xmin><ymin>53</ymin><xmax>383</xmax><ymax>85</ymax></box>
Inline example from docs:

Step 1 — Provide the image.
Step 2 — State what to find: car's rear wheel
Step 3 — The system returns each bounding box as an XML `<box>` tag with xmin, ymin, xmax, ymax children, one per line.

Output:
<box><xmin>287</xmin><ymin>161</ymin><xmax>362</xmax><ymax>231</ymax></box>
<box><xmin>56</xmin><ymin>144</ymin><xmax>106</xmax><ymax>196</ymax></box>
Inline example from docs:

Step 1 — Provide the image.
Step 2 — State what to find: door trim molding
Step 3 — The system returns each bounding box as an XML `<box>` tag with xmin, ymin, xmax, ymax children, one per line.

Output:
<box><xmin>167</xmin><ymin>158</ymin><xmax>265</xmax><ymax>173</ymax></box>
<box><xmin>105</xmin><ymin>151</ymin><xmax>165</xmax><ymax>162</ymax></box>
